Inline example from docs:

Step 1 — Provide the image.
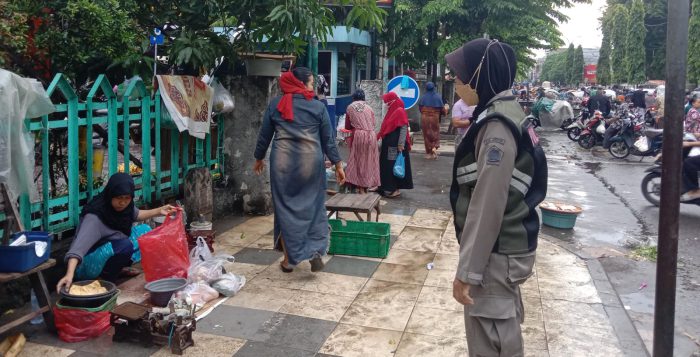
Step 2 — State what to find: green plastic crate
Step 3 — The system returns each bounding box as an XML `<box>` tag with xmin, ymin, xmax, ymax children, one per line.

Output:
<box><xmin>328</xmin><ymin>219</ymin><xmax>391</xmax><ymax>258</ymax></box>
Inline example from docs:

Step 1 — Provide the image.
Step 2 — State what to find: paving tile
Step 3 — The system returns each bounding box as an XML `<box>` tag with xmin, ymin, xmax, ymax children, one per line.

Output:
<box><xmin>520</xmin><ymin>274</ymin><xmax>540</xmax><ymax>297</ymax></box>
<box><xmin>382</xmin><ymin>249</ymin><xmax>436</xmax><ymax>266</ymax></box>
<box><xmin>405</xmin><ymin>306</ymin><xmax>466</xmax><ymax>339</ymax></box>
<box><xmin>233</xmin><ymin>247</ymin><xmax>284</xmax><ymax>265</ymax></box>
<box><xmin>251</xmin><ymin>264</ymin><xmax>316</xmax><ymax>290</ymax></box>
<box><xmin>224</xmin><ymin>281</ymin><xmax>298</xmax><ymax>312</ymax></box>
<box><xmin>212</xmin><ymin>241</ymin><xmax>244</xmax><ymax>256</ymax></box>
<box><xmin>279</xmin><ymin>290</ymin><xmax>355</xmax><ymax>321</ymax></box>
<box><xmin>522</xmin><ymin>322</ymin><xmax>548</xmax><ymax>351</ymax></box>
<box><xmin>537</xmin><ymin>261</ymin><xmax>592</xmax><ymax>284</ymax></box>
<box><xmin>437</xmin><ymin>235</ymin><xmax>460</xmax><ymax>255</ymax></box>
<box><xmin>68</xmin><ymin>352</ymin><xmax>101</xmax><ymax>357</ymax></box>
<box><xmin>197</xmin><ymin>305</ymin><xmax>276</xmax><ymax>340</ymax></box>
<box><xmin>322</xmin><ymin>256</ymin><xmax>380</xmax><ymax>277</ymax></box>
<box><xmin>393</xmin><ymin>226</ymin><xmax>443</xmax><ymax>252</ymax></box>
<box><xmin>541</xmin><ymin>299</ymin><xmax>611</xmax><ymax>330</ymax></box>
<box><xmin>252</xmin><ymin>313</ymin><xmax>337</xmax><ymax>352</ymax></box>
<box><xmin>377</xmin><ymin>213</ymin><xmax>412</xmax><ymax>227</ymax></box>
<box><xmin>226</xmin><ymin>262</ymin><xmax>268</xmax><ymax>282</ymax></box>
<box><xmin>233</xmin><ymin>341</ymin><xmax>315</xmax><ymax>357</ymax></box>
<box><xmin>545</xmin><ymin>322</ymin><xmax>622</xmax><ymax>357</ymax></box>
<box><xmin>432</xmin><ymin>253</ymin><xmax>459</xmax><ymax>271</ymax></box>
<box><xmin>424</xmin><ymin>268</ymin><xmax>455</xmax><ymax>288</ymax></box>
<box><xmin>522</xmin><ymin>293</ymin><xmax>544</xmax><ymax>324</ymax></box>
<box><xmin>248</xmin><ymin>235</ymin><xmax>275</xmax><ymax>250</ymax></box>
<box><xmin>217</xmin><ymin>231</ymin><xmax>262</xmax><ymax>248</ymax></box>
<box><xmin>318</xmin><ymin>324</ymin><xmax>403</xmax><ymax>357</ymax></box>
<box><xmin>18</xmin><ymin>342</ymin><xmax>74</xmax><ymax>357</ymax></box>
<box><xmin>416</xmin><ymin>285</ymin><xmax>464</xmax><ymax>312</ymax></box>
<box><xmin>524</xmin><ymin>349</ymin><xmax>550</xmax><ymax>357</ymax></box>
<box><xmin>231</xmin><ymin>218</ymin><xmax>275</xmax><ymax>235</ymax></box>
<box><xmin>341</xmin><ymin>279</ymin><xmax>421</xmax><ymax>331</ymax></box>
<box><xmin>300</xmin><ymin>272</ymin><xmax>369</xmax><ymax>297</ymax></box>
<box><xmin>412</xmin><ymin>208</ymin><xmax>453</xmax><ymax>220</ymax></box>
<box><xmin>150</xmin><ymin>332</ymin><xmax>246</xmax><ymax>356</ymax></box>
<box><xmin>537</xmin><ymin>276</ymin><xmax>601</xmax><ymax>304</ymax></box>
<box><xmin>372</xmin><ymin>262</ymin><xmax>429</xmax><ymax>285</ymax></box>
<box><xmin>394</xmin><ymin>333</ymin><xmax>468</xmax><ymax>357</ymax></box>
<box><xmin>407</xmin><ymin>216</ymin><xmax>451</xmax><ymax>230</ymax></box>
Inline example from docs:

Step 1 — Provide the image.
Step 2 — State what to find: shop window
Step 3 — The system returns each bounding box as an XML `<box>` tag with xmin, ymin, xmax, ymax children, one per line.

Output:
<box><xmin>337</xmin><ymin>52</ymin><xmax>353</xmax><ymax>96</ymax></box>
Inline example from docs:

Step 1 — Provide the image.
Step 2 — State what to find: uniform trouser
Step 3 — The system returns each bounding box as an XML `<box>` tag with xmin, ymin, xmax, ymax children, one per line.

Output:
<box><xmin>464</xmin><ymin>252</ymin><xmax>535</xmax><ymax>357</ymax></box>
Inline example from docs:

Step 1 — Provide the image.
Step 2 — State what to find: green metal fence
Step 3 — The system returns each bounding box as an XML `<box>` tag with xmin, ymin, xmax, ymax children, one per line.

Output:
<box><xmin>2</xmin><ymin>73</ymin><xmax>223</xmax><ymax>234</ymax></box>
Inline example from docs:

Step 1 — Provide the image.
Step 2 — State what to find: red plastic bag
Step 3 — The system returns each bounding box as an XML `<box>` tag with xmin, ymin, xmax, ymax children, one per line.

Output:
<box><xmin>138</xmin><ymin>211</ymin><xmax>190</xmax><ymax>281</ymax></box>
<box><xmin>53</xmin><ymin>306</ymin><xmax>111</xmax><ymax>342</ymax></box>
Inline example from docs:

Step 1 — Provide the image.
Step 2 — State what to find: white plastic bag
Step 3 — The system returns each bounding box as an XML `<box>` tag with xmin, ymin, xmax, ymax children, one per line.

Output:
<box><xmin>212</xmin><ymin>81</ymin><xmax>235</xmax><ymax>114</ymax></box>
<box><xmin>634</xmin><ymin>136</ymin><xmax>649</xmax><ymax>152</ymax></box>
<box><xmin>189</xmin><ymin>236</ymin><xmax>213</xmax><ymax>261</ymax></box>
<box><xmin>210</xmin><ymin>273</ymin><xmax>246</xmax><ymax>297</ymax></box>
<box><xmin>175</xmin><ymin>282</ymin><xmax>219</xmax><ymax>306</ymax></box>
<box><xmin>596</xmin><ymin>122</ymin><xmax>607</xmax><ymax>135</ymax></box>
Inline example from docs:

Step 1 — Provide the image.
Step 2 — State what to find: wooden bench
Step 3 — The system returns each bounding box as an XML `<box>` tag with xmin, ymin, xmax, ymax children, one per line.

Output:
<box><xmin>326</xmin><ymin>193</ymin><xmax>381</xmax><ymax>222</ymax></box>
<box><xmin>0</xmin><ymin>183</ymin><xmax>55</xmax><ymax>334</ymax></box>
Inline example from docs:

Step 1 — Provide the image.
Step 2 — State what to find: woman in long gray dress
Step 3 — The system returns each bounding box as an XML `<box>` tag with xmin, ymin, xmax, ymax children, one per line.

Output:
<box><xmin>254</xmin><ymin>67</ymin><xmax>345</xmax><ymax>273</ymax></box>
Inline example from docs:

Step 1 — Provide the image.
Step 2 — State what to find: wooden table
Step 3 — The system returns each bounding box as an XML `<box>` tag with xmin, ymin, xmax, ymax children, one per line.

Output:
<box><xmin>0</xmin><ymin>259</ymin><xmax>56</xmax><ymax>335</ymax></box>
<box><xmin>326</xmin><ymin>193</ymin><xmax>381</xmax><ymax>222</ymax></box>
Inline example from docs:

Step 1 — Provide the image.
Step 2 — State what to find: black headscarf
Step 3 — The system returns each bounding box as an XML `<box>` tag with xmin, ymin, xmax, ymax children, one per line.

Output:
<box><xmin>352</xmin><ymin>89</ymin><xmax>366</xmax><ymax>102</ymax></box>
<box><xmin>631</xmin><ymin>90</ymin><xmax>646</xmax><ymax>109</ymax></box>
<box><xmin>80</xmin><ymin>173</ymin><xmax>136</xmax><ymax>235</ymax></box>
<box><xmin>445</xmin><ymin>39</ymin><xmax>517</xmax><ymax>117</ymax></box>
<box><xmin>418</xmin><ymin>82</ymin><xmax>444</xmax><ymax>108</ymax></box>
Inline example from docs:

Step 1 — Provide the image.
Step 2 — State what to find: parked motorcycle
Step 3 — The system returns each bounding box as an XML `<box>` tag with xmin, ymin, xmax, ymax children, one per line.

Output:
<box><xmin>577</xmin><ymin>111</ymin><xmax>606</xmax><ymax>149</ymax></box>
<box><xmin>608</xmin><ymin>123</ymin><xmax>663</xmax><ymax>159</ymax></box>
<box><xmin>565</xmin><ymin>107</ymin><xmax>590</xmax><ymax>141</ymax></box>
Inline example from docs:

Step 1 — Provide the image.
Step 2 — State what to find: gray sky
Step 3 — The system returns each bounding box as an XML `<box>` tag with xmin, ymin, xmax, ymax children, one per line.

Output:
<box><xmin>535</xmin><ymin>0</ymin><xmax>607</xmax><ymax>58</ymax></box>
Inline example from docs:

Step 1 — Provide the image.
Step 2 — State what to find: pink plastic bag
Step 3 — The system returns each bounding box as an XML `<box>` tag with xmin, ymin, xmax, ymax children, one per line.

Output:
<box><xmin>138</xmin><ymin>211</ymin><xmax>189</xmax><ymax>281</ymax></box>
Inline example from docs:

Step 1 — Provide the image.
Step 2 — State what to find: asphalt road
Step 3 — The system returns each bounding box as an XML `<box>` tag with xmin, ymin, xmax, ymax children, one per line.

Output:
<box><xmin>539</xmin><ymin>129</ymin><xmax>700</xmax><ymax>356</ymax></box>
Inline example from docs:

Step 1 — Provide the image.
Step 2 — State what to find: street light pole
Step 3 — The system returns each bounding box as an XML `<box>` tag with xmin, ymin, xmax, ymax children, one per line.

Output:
<box><xmin>653</xmin><ymin>0</ymin><xmax>690</xmax><ymax>355</ymax></box>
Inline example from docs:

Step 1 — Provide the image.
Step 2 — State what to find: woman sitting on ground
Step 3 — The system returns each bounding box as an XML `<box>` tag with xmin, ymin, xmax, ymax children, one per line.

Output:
<box><xmin>56</xmin><ymin>173</ymin><xmax>177</xmax><ymax>292</ymax></box>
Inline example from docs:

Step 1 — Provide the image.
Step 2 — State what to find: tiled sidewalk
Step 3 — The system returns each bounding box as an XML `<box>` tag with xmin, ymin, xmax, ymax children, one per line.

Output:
<box><xmin>18</xmin><ymin>209</ymin><xmax>624</xmax><ymax>357</ymax></box>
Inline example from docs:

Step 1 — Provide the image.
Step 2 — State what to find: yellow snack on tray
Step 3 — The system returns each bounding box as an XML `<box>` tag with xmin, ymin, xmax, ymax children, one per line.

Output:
<box><xmin>69</xmin><ymin>280</ymin><xmax>108</xmax><ymax>296</ymax></box>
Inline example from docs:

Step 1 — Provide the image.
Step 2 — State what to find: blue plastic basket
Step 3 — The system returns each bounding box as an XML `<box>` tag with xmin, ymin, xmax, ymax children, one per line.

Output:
<box><xmin>0</xmin><ymin>231</ymin><xmax>52</xmax><ymax>273</ymax></box>
<box><xmin>540</xmin><ymin>208</ymin><xmax>580</xmax><ymax>229</ymax></box>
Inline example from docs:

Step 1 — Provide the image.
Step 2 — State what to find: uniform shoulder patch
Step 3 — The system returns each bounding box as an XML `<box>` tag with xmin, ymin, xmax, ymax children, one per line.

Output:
<box><xmin>486</xmin><ymin>145</ymin><xmax>503</xmax><ymax>165</ymax></box>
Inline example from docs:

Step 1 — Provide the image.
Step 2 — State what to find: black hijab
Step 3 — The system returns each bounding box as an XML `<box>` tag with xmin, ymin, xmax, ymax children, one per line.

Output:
<box><xmin>81</xmin><ymin>173</ymin><xmax>136</xmax><ymax>235</ymax></box>
<box><xmin>445</xmin><ymin>39</ymin><xmax>517</xmax><ymax>117</ymax></box>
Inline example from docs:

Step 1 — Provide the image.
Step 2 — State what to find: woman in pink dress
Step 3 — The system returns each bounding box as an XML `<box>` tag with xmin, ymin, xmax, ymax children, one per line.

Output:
<box><xmin>344</xmin><ymin>90</ymin><xmax>381</xmax><ymax>193</ymax></box>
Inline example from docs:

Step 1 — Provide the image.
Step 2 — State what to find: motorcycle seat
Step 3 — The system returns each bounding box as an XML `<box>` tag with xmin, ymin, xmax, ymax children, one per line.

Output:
<box><xmin>645</xmin><ymin>128</ymin><xmax>663</xmax><ymax>138</ymax></box>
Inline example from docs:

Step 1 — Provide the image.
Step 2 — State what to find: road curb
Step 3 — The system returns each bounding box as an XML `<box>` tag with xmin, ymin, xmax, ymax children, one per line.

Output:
<box><xmin>540</xmin><ymin>235</ymin><xmax>650</xmax><ymax>357</ymax></box>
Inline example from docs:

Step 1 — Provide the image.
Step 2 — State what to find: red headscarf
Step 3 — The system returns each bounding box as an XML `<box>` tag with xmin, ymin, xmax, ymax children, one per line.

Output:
<box><xmin>277</xmin><ymin>71</ymin><xmax>315</xmax><ymax>121</ymax></box>
<box><xmin>378</xmin><ymin>92</ymin><xmax>411</xmax><ymax>149</ymax></box>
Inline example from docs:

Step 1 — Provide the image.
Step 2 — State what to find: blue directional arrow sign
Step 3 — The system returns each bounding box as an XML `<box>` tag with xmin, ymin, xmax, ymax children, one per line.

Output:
<box><xmin>387</xmin><ymin>75</ymin><xmax>420</xmax><ymax>109</ymax></box>
<box><xmin>150</xmin><ymin>35</ymin><xmax>164</xmax><ymax>45</ymax></box>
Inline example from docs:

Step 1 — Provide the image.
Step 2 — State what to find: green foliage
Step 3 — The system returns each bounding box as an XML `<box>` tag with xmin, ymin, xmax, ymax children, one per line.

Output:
<box><xmin>644</xmin><ymin>0</ymin><xmax>666</xmax><ymax>79</ymax></box>
<box><xmin>0</xmin><ymin>0</ymin><xmax>29</xmax><ymax>67</ymax></box>
<box><xmin>565</xmin><ymin>43</ymin><xmax>575</xmax><ymax>84</ymax></box>
<box><xmin>625</xmin><ymin>0</ymin><xmax>646</xmax><ymax>84</ymax></box>
<box><xmin>609</xmin><ymin>4</ymin><xmax>629</xmax><ymax>83</ymax></box>
<box><xmin>597</xmin><ymin>13</ymin><xmax>613</xmax><ymax>85</ymax></box>
<box><xmin>573</xmin><ymin>45</ymin><xmax>585</xmax><ymax>85</ymax></box>
<box><xmin>540</xmin><ymin>50</ymin><xmax>569</xmax><ymax>84</ymax></box>
<box><xmin>689</xmin><ymin>0</ymin><xmax>700</xmax><ymax>85</ymax></box>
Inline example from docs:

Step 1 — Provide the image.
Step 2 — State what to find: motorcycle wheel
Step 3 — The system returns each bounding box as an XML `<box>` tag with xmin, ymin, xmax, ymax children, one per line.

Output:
<box><xmin>567</xmin><ymin>127</ymin><xmax>581</xmax><ymax>141</ymax></box>
<box><xmin>609</xmin><ymin>141</ymin><xmax>630</xmax><ymax>159</ymax></box>
<box><xmin>641</xmin><ymin>172</ymin><xmax>661</xmax><ymax>207</ymax></box>
<box><xmin>578</xmin><ymin>133</ymin><xmax>595</xmax><ymax>149</ymax></box>
<box><xmin>560</xmin><ymin>118</ymin><xmax>574</xmax><ymax>130</ymax></box>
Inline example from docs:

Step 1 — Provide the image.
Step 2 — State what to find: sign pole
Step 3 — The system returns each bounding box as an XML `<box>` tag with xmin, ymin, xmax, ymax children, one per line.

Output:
<box><xmin>153</xmin><ymin>43</ymin><xmax>158</xmax><ymax>87</ymax></box>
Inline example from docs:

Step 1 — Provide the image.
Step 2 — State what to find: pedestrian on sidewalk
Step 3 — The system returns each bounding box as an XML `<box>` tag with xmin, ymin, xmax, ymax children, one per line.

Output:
<box><xmin>446</xmin><ymin>39</ymin><xmax>548</xmax><ymax>357</ymax></box>
<box><xmin>419</xmin><ymin>82</ymin><xmax>449</xmax><ymax>160</ymax></box>
<box><xmin>253</xmin><ymin>67</ymin><xmax>346</xmax><ymax>273</ymax></box>
<box><xmin>451</xmin><ymin>95</ymin><xmax>475</xmax><ymax>148</ymax></box>
<box><xmin>377</xmin><ymin>92</ymin><xmax>413</xmax><ymax>198</ymax></box>
<box><xmin>344</xmin><ymin>89</ymin><xmax>381</xmax><ymax>193</ymax></box>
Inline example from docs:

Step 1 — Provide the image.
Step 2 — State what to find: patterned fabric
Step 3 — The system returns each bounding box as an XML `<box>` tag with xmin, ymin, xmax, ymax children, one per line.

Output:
<box><xmin>344</xmin><ymin>101</ymin><xmax>381</xmax><ymax>188</ymax></box>
<box><xmin>685</xmin><ymin>107</ymin><xmax>700</xmax><ymax>134</ymax></box>
<box><xmin>157</xmin><ymin>75</ymin><xmax>213</xmax><ymax>139</ymax></box>
<box><xmin>420</xmin><ymin>107</ymin><xmax>443</xmax><ymax>154</ymax></box>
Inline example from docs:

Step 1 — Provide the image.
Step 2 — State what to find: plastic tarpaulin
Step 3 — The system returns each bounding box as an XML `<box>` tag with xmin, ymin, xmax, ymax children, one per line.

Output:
<box><xmin>157</xmin><ymin>75</ymin><xmax>213</xmax><ymax>139</ymax></box>
<box><xmin>0</xmin><ymin>69</ymin><xmax>55</xmax><ymax>202</ymax></box>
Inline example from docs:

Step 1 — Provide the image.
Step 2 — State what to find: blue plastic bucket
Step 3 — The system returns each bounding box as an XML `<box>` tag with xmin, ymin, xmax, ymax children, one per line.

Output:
<box><xmin>540</xmin><ymin>208</ymin><xmax>580</xmax><ymax>229</ymax></box>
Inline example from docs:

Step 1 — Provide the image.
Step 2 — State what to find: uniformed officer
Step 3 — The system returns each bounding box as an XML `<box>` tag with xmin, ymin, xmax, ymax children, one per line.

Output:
<box><xmin>445</xmin><ymin>39</ymin><xmax>548</xmax><ymax>356</ymax></box>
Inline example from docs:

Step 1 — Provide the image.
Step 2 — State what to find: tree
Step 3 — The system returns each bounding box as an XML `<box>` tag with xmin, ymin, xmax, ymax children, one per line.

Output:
<box><xmin>625</xmin><ymin>0</ymin><xmax>646</xmax><ymax>84</ymax></box>
<box><xmin>573</xmin><ymin>45</ymin><xmax>585</xmax><ymax>85</ymax></box>
<box><xmin>689</xmin><ymin>0</ymin><xmax>700</xmax><ymax>85</ymax></box>
<box><xmin>597</xmin><ymin>12</ymin><xmax>613</xmax><ymax>85</ymax></box>
<box><xmin>644</xmin><ymin>0</ymin><xmax>666</xmax><ymax>79</ymax></box>
<box><xmin>565</xmin><ymin>43</ymin><xmax>575</xmax><ymax>85</ymax></box>
<box><xmin>610</xmin><ymin>4</ymin><xmax>629</xmax><ymax>84</ymax></box>
<box><xmin>540</xmin><ymin>50</ymin><xmax>569</xmax><ymax>85</ymax></box>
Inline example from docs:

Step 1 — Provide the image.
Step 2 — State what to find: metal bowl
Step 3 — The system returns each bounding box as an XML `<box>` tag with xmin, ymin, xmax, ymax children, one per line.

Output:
<box><xmin>144</xmin><ymin>278</ymin><xmax>188</xmax><ymax>307</ymax></box>
<box><xmin>59</xmin><ymin>280</ymin><xmax>118</xmax><ymax>308</ymax></box>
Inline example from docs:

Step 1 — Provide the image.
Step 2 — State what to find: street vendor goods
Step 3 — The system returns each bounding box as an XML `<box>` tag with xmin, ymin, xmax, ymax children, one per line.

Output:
<box><xmin>69</xmin><ymin>280</ymin><xmax>107</xmax><ymax>296</ymax></box>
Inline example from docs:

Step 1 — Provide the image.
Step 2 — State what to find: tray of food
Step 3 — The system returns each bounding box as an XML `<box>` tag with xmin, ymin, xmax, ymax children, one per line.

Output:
<box><xmin>59</xmin><ymin>280</ymin><xmax>118</xmax><ymax>308</ymax></box>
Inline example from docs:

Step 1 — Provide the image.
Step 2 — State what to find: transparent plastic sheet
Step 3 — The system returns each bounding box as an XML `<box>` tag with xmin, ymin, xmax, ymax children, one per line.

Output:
<box><xmin>53</xmin><ymin>306</ymin><xmax>111</xmax><ymax>343</ymax></box>
<box><xmin>0</xmin><ymin>70</ymin><xmax>56</xmax><ymax>202</ymax></box>
<box><xmin>138</xmin><ymin>211</ymin><xmax>190</xmax><ymax>282</ymax></box>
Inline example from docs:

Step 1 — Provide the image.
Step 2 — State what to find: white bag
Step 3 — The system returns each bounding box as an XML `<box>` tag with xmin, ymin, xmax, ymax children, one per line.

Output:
<box><xmin>596</xmin><ymin>122</ymin><xmax>607</xmax><ymax>135</ymax></box>
<box><xmin>634</xmin><ymin>136</ymin><xmax>649</xmax><ymax>152</ymax></box>
<box><xmin>189</xmin><ymin>236</ymin><xmax>213</xmax><ymax>261</ymax></box>
<box><xmin>210</xmin><ymin>273</ymin><xmax>246</xmax><ymax>297</ymax></box>
<box><xmin>212</xmin><ymin>81</ymin><xmax>235</xmax><ymax>113</ymax></box>
<box><xmin>175</xmin><ymin>282</ymin><xmax>219</xmax><ymax>306</ymax></box>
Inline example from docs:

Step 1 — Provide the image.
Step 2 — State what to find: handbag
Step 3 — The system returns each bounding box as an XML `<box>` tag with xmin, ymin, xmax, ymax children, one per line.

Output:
<box><xmin>393</xmin><ymin>152</ymin><xmax>406</xmax><ymax>178</ymax></box>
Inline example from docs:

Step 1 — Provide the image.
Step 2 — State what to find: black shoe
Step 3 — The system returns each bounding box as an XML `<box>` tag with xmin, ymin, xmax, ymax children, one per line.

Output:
<box><xmin>310</xmin><ymin>256</ymin><xmax>325</xmax><ymax>272</ymax></box>
<box><xmin>280</xmin><ymin>262</ymin><xmax>293</xmax><ymax>273</ymax></box>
